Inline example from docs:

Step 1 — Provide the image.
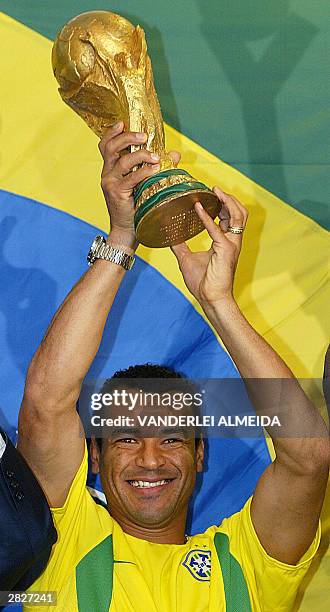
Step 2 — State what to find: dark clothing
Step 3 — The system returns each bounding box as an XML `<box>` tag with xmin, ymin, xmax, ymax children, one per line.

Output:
<box><xmin>0</xmin><ymin>428</ymin><xmax>57</xmax><ymax>591</ymax></box>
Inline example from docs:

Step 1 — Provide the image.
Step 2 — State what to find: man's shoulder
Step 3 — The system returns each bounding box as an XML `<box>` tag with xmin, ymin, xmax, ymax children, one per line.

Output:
<box><xmin>197</xmin><ymin>496</ymin><xmax>252</xmax><ymax>541</ymax></box>
<box><xmin>48</xmin><ymin>445</ymin><xmax>114</xmax><ymax>569</ymax></box>
<box><xmin>50</xmin><ymin>444</ymin><xmax>108</xmax><ymax>521</ymax></box>
<box><xmin>198</xmin><ymin>494</ymin><xmax>321</xmax><ymax>576</ymax></box>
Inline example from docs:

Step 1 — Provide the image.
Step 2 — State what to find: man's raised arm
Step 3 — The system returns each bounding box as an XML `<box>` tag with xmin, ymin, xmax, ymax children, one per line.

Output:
<box><xmin>172</xmin><ymin>190</ymin><xmax>329</xmax><ymax>565</ymax></box>
<box><xmin>18</xmin><ymin>122</ymin><xmax>164</xmax><ymax>507</ymax></box>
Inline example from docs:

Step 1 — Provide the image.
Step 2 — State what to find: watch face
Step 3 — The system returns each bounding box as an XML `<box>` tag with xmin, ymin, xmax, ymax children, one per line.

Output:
<box><xmin>87</xmin><ymin>235</ymin><xmax>103</xmax><ymax>266</ymax></box>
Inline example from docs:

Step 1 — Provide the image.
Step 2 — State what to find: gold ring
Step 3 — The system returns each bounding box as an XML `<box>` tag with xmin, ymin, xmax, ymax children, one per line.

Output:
<box><xmin>227</xmin><ymin>226</ymin><xmax>244</xmax><ymax>234</ymax></box>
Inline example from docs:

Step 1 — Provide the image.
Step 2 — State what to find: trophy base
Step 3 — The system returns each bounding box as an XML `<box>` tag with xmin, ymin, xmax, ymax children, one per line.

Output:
<box><xmin>134</xmin><ymin>169</ymin><xmax>220</xmax><ymax>248</ymax></box>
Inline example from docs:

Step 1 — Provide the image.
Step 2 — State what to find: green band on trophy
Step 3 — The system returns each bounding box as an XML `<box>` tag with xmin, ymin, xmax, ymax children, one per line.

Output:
<box><xmin>134</xmin><ymin>179</ymin><xmax>212</xmax><ymax>229</ymax></box>
<box><xmin>134</xmin><ymin>169</ymin><xmax>191</xmax><ymax>204</ymax></box>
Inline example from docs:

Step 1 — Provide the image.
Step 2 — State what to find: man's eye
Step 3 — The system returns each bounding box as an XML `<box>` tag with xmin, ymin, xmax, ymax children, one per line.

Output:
<box><xmin>116</xmin><ymin>438</ymin><xmax>137</xmax><ymax>444</ymax></box>
<box><xmin>163</xmin><ymin>438</ymin><xmax>183</xmax><ymax>444</ymax></box>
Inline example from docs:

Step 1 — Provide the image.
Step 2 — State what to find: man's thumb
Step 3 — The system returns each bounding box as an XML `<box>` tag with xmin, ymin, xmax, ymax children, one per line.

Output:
<box><xmin>170</xmin><ymin>243</ymin><xmax>191</xmax><ymax>264</ymax></box>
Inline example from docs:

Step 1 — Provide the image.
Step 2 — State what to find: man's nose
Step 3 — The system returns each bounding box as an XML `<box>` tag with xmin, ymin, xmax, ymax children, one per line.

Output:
<box><xmin>135</xmin><ymin>439</ymin><xmax>165</xmax><ymax>470</ymax></box>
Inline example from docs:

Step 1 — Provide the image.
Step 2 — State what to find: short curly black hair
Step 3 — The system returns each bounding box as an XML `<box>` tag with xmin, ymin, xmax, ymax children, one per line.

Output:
<box><xmin>95</xmin><ymin>362</ymin><xmax>202</xmax><ymax>451</ymax></box>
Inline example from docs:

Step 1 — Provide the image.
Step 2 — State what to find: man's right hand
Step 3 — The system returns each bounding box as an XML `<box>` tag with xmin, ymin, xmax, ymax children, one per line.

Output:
<box><xmin>98</xmin><ymin>122</ymin><xmax>181</xmax><ymax>250</ymax></box>
<box><xmin>99</xmin><ymin>122</ymin><xmax>159</xmax><ymax>249</ymax></box>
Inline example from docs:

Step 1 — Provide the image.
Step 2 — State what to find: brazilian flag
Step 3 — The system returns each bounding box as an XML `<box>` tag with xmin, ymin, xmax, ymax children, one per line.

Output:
<box><xmin>0</xmin><ymin>2</ymin><xmax>329</xmax><ymax>610</ymax></box>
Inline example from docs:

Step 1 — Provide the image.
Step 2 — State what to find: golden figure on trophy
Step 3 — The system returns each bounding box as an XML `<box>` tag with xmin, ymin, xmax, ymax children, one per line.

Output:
<box><xmin>52</xmin><ymin>11</ymin><xmax>220</xmax><ymax>247</ymax></box>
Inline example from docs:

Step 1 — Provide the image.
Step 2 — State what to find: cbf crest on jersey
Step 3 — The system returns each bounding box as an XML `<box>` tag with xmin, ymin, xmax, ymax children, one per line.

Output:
<box><xmin>182</xmin><ymin>549</ymin><xmax>211</xmax><ymax>581</ymax></box>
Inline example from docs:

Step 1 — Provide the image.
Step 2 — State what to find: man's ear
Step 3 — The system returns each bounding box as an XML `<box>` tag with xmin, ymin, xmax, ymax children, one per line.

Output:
<box><xmin>196</xmin><ymin>438</ymin><xmax>204</xmax><ymax>473</ymax></box>
<box><xmin>90</xmin><ymin>437</ymin><xmax>101</xmax><ymax>474</ymax></box>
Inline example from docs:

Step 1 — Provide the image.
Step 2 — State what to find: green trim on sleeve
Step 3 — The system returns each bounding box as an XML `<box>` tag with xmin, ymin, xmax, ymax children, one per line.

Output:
<box><xmin>76</xmin><ymin>534</ymin><xmax>114</xmax><ymax>612</ymax></box>
<box><xmin>214</xmin><ymin>532</ymin><xmax>252</xmax><ymax>612</ymax></box>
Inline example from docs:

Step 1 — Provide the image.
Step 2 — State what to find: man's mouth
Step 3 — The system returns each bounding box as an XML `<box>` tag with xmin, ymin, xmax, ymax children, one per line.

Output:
<box><xmin>127</xmin><ymin>479</ymin><xmax>174</xmax><ymax>489</ymax></box>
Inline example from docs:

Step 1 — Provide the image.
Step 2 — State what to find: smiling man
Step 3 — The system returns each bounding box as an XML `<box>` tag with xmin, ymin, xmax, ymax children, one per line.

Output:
<box><xmin>18</xmin><ymin>123</ymin><xmax>329</xmax><ymax>611</ymax></box>
<box><xmin>91</xmin><ymin>371</ymin><xmax>204</xmax><ymax>543</ymax></box>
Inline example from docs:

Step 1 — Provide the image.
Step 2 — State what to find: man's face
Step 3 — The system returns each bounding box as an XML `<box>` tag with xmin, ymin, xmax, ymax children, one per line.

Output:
<box><xmin>90</xmin><ymin>416</ymin><xmax>204</xmax><ymax>529</ymax></box>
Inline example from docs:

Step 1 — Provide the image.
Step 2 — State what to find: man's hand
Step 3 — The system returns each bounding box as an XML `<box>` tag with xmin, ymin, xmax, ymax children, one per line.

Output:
<box><xmin>171</xmin><ymin>187</ymin><xmax>248</xmax><ymax>307</ymax></box>
<box><xmin>172</xmin><ymin>186</ymin><xmax>329</xmax><ymax>565</ymax></box>
<box><xmin>99</xmin><ymin>122</ymin><xmax>181</xmax><ymax>249</ymax></box>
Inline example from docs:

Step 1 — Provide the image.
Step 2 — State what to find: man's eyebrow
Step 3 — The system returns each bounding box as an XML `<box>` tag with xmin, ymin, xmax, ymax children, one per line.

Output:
<box><xmin>158</xmin><ymin>427</ymin><xmax>192</xmax><ymax>439</ymax></box>
<box><xmin>109</xmin><ymin>427</ymin><xmax>140</xmax><ymax>437</ymax></box>
<box><xmin>107</xmin><ymin>426</ymin><xmax>193</xmax><ymax>439</ymax></box>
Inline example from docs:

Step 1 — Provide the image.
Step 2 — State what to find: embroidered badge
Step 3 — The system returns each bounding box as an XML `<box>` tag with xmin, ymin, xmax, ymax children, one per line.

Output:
<box><xmin>182</xmin><ymin>549</ymin><xmax>211</xmax><ymax>581</ymax></box>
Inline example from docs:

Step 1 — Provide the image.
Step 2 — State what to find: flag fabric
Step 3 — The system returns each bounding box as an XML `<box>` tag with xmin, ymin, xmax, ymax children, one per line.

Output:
<box><xmin>0</xmin><ymin>3</ymin><xmax>329</xmax><ymax>610</ymax></box>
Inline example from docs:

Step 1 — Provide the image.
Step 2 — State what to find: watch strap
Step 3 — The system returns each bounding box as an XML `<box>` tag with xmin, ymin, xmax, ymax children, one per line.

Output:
<box><xmin>89</xmin><ymin>236</ymin><xmax>135</xmax><ymax>270</ymax></box>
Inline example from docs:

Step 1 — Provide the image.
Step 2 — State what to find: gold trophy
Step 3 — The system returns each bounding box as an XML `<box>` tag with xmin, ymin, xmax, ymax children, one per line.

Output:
<box><xmin>52</xmin><ymin>11</ymin><xmax>220</xmax><ymax>247</ymax></box>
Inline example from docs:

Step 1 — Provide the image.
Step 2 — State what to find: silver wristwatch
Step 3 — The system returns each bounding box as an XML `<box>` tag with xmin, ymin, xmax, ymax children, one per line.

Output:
<box><xmin>87</xmin><ymin>235</ymin><xmax>135</xmax><ymax>270</ymax></box>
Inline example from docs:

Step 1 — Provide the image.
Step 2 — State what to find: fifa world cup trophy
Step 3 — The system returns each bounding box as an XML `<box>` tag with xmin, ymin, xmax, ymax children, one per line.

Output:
<box><xmin>52</xmin><ymin>11</ymin><xmax>220</xmax><ymax>247</ymax></box>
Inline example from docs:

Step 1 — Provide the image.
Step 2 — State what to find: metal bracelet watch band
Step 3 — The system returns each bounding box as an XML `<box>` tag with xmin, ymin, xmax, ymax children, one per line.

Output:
<box><xmin>87</xmin><ymin>235</ymin><xmax>135</xmax><ymax>270</ymax></box>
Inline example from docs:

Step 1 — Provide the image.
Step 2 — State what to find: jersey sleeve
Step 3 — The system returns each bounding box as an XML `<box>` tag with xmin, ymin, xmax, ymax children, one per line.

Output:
<box><xmin>27</xmin><ymin>441</ymin><xmax>91</xmax><ymax>591</ymax></box>
<box><xmin>218</xmin><ymin>496</ymin><xmax>321</xmax><ymax>612</ymax></box>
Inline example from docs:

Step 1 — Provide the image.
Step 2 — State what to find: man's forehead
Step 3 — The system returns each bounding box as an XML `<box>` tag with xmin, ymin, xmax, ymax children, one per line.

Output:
<box><xmin>101</xmin><ymin>384</ymin><xmax>197</xmax><ymax>404</ymax></box>
<box><xmin>94</xmin><ymin>382</ymin><xmax>200</xmax><ymax>441</ymax></box>
<box><xmin>107</xmin><ymin>425</ymin><xmax>194</xmax><ymax>440</ymax></box>
<box><xmin>104</xmin><ymin>400</ymin><xmax>191</xmax><ymax>414</ymax></box>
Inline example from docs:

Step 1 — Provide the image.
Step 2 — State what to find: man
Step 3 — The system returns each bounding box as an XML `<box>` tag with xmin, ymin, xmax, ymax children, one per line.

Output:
<box><xmin>18</xmin><ymin>122</ymin><xmax>329</xmax><ymax>611</ymax></box>
<box><xmin>0</xmin><ymin>427</ymin><xmax>57</xmax><ymax>592</ymax></box>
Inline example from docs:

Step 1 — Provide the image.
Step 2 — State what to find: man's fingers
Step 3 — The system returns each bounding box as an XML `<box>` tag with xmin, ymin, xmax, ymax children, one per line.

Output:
<box><xmin>218</xmin><ymin>202</ymin><xmax>230</xmax><ymax>233</ymax></box>
<box><xmin>98</xmin><ymin>122</ymin><xmax>124</xmax><ymax>156</ymax></box>
<box><xmin>194</xmin><ymin>202</ymin><xmax>225</xmax><ymax>243</ymax></box>
<box><xmin>100</xmin><ymin>129</ymin><xmax>148</xmax><ymax>162</ymax></box>
<box><xmin>171</xmin><ymin>242</ymin><xmax>191</xmax><ymax>264</ymax></box>
<box><xmin>114</xmin><ymin>149</ymin><xmax>160</xmax><ymax>178</ymax></box>
<box><xmin>168</xmin><ymin>150</ymin><xmax>181</xmax><ymax>167</ymax></box>
<box><xmin>212</xmin><ymin>187</ymin><xmax>248</xmax><ymax>248</ymax></box>
<box><xmin>213</xmin><ymin>186</ymin><xmax>248</xmax><ymax>229</ymax></box>
<box><xmin>100</xmin><ymin>131</ymin><xmax>149</xmax><ymax>177</ymax></box>
<box><xmin>121</xmin><ymin>163</ymin><xmax>161</xmax><ymax>190</ymax></box>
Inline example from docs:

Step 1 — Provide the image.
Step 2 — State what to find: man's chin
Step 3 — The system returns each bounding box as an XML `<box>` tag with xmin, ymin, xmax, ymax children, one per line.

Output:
<box><xmin>126</xmin><ymin>499</ymin><xmax>175</xmax><ymax>526</ymax></box>
<box><xmin>122</xmin><ymin>493</ymin><xmax>177</xmax><ymax>527</ymax></box>
<box><xmin>127</xmin><ymin>507</ymin><xmax>176</xmax><ymax>528</ymax></box>
<box><xmin>107</xmin><ymin>479</ymin><xmax>183</xmax><ymax>527</ymax></box>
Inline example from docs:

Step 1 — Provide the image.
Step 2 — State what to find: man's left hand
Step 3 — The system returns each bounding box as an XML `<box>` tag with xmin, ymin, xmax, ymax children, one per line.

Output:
<box><xmin>171</xmin><ymin>187</ymin><xmax>248</xmax><ymax>308</ymax></box>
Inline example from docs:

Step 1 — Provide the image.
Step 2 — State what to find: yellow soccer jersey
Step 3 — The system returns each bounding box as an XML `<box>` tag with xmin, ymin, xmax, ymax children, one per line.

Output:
<box><xmin>26</xmin><ymin>443</ymin><xmax>320</xmax><ymax>612</ymax></box>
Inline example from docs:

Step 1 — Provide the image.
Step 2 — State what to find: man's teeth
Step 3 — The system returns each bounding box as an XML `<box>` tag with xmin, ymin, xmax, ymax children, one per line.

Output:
<box><xmin>129</xmin><ymin>480</ymin><xmax>170</xmax><ymax>488</ymax></box>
